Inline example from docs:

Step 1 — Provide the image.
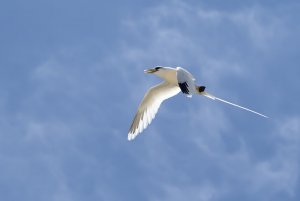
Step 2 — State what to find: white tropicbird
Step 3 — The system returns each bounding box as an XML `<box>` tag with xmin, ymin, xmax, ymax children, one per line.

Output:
<box><xmin>128</xmin><ymin>66</ymin><xmax>268</xmax><ymax>140</ymax></box>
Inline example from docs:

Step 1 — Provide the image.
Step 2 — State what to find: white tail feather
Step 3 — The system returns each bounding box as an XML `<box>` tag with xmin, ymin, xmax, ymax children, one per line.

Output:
<box><xmin>200</xmin><ymin>91</ymin><xmax>268</xmax><ymax>118</ymax></box>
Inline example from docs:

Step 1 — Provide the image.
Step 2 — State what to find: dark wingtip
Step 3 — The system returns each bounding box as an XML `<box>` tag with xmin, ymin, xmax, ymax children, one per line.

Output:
<box><xmin>179</xmin><ymin>82</ymin><xmax>189</xmax><ymax>94</ymax></box>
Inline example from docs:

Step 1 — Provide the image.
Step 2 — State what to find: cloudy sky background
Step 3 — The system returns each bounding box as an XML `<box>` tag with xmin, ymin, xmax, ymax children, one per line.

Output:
<box><xmin>1</xmin><ymin>0</ymin><xmax>300</xmax><ymax>200</ymax></box>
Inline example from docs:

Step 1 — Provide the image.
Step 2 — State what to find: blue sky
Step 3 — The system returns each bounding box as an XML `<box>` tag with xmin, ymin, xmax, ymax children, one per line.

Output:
<box><xmin>1</xmin><ymin>0</ymin><xmax>300</xmax><ymax>200</ymax></box>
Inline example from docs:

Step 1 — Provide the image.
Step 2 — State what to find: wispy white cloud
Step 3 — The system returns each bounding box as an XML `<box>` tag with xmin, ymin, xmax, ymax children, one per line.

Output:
<box><xmin>152</xmin><ymin>182</ymin><xmax>220</xmax><ymax>201</ymax></box>
<box><xmin>113</xmin><ymin>1</ymin><xmax>300</xmax><ymax>200</ymax></box>
<box><xmin>120</xmin><ymin>0</ymin><xmax>291</xmax><ymax>88</ymax></box>
<box><xmin>0</xmin><ymin>1</ymin><xmax>298</xmax><ymax>201</ymax></box>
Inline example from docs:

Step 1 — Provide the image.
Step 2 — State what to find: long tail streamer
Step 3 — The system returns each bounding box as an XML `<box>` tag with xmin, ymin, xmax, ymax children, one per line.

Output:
<box><xmin>200</xmin><ymin>92</ymin><xmax>268</xmax><ymax>118</ymax></box>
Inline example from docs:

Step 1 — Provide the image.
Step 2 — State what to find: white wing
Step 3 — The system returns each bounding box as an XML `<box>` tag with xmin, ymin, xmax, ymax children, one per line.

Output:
<box><xmin>176</xmin><ymin>67</ymin><xmax>197</xmax><ymax>97</ymax></box>
<box><xmin>200</xmin><ymin>91</ymin><xmax>268</xmax><ymax>118</ymax></box>
<box><xmin>128</xmin><ymin>82</ymin><xmax>180</xmax><ymax>140</ymax></box>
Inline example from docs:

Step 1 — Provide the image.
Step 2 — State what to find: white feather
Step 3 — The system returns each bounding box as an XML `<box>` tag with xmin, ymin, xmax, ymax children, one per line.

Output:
<box><xmin>128</xmin><ymin>82</ymin><xmax>180</xmax><ymax>140</ymax></box>
<box><xmin>176</xmin><ymin>67</ymin><xmax>197</xmax><ymax>96</ymax></box>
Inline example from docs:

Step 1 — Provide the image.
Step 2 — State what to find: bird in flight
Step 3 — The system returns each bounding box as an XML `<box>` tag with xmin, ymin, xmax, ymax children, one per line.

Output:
<box><xmin>128</xmin><ymin>66</ymin><xmax>268</xmax><ymax>140</ymax></box>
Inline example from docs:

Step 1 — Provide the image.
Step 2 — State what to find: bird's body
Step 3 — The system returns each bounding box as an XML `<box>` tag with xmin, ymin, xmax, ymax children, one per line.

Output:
<box><xmin>128</xmin><ymin>66</ymin><xmax>267</xmax><ymax>141</ymax></box>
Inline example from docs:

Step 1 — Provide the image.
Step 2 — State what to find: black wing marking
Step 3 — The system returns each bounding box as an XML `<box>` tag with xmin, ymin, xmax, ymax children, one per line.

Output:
<box><xmin>178</xmin><ymin>82</ymin><xmax>189</xmax><ymax>94</ymax></box>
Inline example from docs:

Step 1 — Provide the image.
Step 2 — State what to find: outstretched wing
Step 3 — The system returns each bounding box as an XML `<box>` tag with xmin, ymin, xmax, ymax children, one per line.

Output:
<box><xmin>200</xmin><ymin>91</ymin><xmax>268</xmax><ymax>118</ymax></box>
<box><xmin>176</xmin><ymin>67</ymin><xmax>196</xmax><ymax>97</ymax></box>
<box><xmin>128</xmin><ymin>82</ymin><xmax>180</xmax><ymax>140</ymax></box>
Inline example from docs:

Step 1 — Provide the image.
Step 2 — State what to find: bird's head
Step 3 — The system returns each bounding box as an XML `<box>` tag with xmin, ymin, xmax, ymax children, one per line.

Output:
<box><xmin>144</xmin><ymin>66</ymin><xmax>175</xmax><ymax>80</ymax></box>
<box><xmin>144</xmin><ymin>66</ymin><xmax>164</xmax><ymax>74</ymax></box>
